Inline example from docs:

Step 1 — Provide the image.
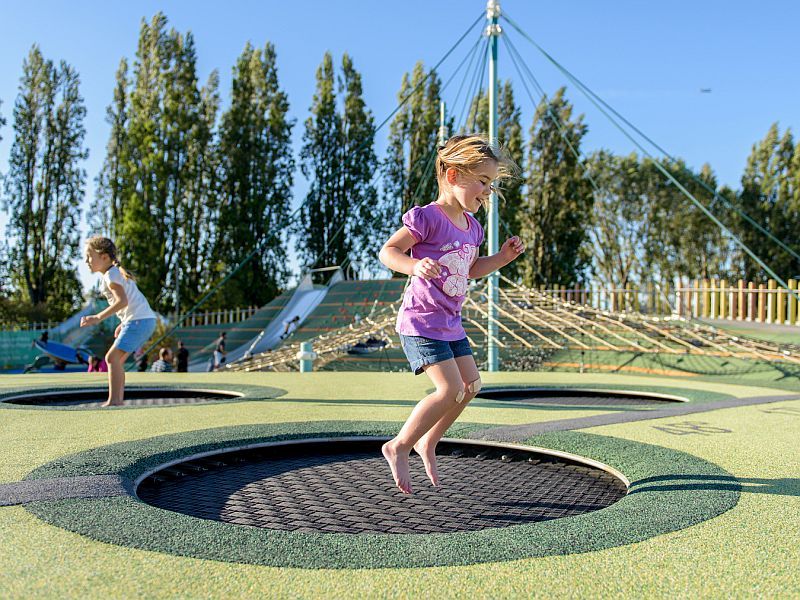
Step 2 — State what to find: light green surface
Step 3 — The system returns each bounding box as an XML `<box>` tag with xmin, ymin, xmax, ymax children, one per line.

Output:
<box><xmin>0</xmin><ymin>372</ymin><xmax>798</xmax><ymax>598</ymax></box>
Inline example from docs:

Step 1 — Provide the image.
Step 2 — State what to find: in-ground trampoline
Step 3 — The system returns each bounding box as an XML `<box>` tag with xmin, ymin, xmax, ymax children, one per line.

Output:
<box><xmin>1</xmin><ymin>387</ymin><xmax>243</xmax><ymax>408</ymax></box>
<box><xmin>137</xmin><ymin>437</ymin><xmax>628</xmax><ymax>534</ymax></box>
<box><xmin>476</xmin><ymin>387</ymin><xmax>687</xmax><ymax>406</ymax></box>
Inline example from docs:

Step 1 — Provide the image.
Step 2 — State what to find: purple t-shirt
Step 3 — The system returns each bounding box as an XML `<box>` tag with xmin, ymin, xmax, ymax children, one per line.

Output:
<box><xmin>396</xmin><ymin>203</ymin><xmax>484</xmax><ymax>341</ymax></box>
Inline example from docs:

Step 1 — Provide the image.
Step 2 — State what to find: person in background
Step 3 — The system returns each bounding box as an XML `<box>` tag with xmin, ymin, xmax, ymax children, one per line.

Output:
<box><xmin>87</xmin><ymin>355</ymin><xmax>108</xmax><ymax>373</ymax></box>
<box><xmin>213</xmin><ymin>332</ymin><xmax>227</xmax><ymax>369</ymax></box>
<box><xmin>176</xmin><ymin>341</ymin><xmax>189</xmax><ymax>372</ymax></box>
<box><xmin>150</xmin><ymin>348</ymin><xmax>174</xmax><ymax>372</ymax></box>
<box><xmin>136</xmin><ymin>352</ymin><xmax>149</xmax><ymax>372</ymax></box>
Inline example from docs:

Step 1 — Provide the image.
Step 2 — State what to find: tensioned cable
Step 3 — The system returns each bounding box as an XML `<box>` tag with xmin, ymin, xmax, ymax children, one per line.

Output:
<box><xmin>501</xmin><ymin>13</ymin><xmax>800</xmax><ymax>302</ymax></box>
<box><xmin>312</xmin><ymin>27</ymin><xmax>490</xmax><ymax>277</ymax></box>
<box><xmin>505</xmin><ymin>12</ymin><xmax>800</xmax><ymax>264</ymax></box>
<box><xmin>501</xmin><ymin>33</ymin><xmax>616</xmax><ymax>288</ymax></box>
<box><xmin>127</xmin><ymin>12</ymin><xmax>486</xmax><ymax>368</ymax></box>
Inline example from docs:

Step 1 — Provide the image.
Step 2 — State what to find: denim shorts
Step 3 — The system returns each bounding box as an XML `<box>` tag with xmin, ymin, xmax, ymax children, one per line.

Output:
<box><xmin>399</xmin><ymin>334</ymin><xmax>473</xmax><ymax>375</ymax></box>
<box><xmin>113</xmin><ymin>318</ymin><xmax>157</xmax><ymax>353</ymax></box>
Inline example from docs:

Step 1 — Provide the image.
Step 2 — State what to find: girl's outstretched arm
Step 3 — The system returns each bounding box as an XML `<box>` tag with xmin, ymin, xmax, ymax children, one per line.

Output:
<box><xmin>379</xmin><ymin>227</ymin><xmax>442</xmax><ymax>280</ymax></box>
<box><xmin>469</xmin><ymin>236</ymin><xmax>525</xmax><ymax>279</ymax></box>
<box><xmin>80</xmin><ymin>283</ymin><xmax>129</xmax><ymax>327</ymax></box>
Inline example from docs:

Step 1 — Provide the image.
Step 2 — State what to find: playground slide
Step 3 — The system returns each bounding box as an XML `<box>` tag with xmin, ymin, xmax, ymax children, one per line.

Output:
<box><xmin>187</xmin><ymin>271</ymin><xmax>337</xmax><ymax>371</ymax></box>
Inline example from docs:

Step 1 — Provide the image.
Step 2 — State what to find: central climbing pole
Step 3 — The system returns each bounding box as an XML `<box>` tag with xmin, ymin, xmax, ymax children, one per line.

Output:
<box><xmin>486</xmin><ymin>0</ymin><xmax>501</xmax><ymax>371</ymax></box>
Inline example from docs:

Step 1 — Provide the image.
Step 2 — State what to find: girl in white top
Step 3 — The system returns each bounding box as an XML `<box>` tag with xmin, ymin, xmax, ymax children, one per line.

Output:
<box><xmin>80</xmin><ymin>236</ymin><xmax>157</xmax><ymax>406</ymax></box>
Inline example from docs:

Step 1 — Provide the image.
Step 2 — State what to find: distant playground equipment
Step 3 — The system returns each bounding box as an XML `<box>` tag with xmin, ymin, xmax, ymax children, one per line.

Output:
<box><xmin>188</xmin><ymin>266</ymin><xmax>343</xmax><ymax>371</ymax></box>
<box><xmin>24</xmin><ymin>340</ymin><xmax>93</xmax><ymax>373</ymax></box>
<box><xmin>229</xmin><ymin>273</ymin><xmax>800</xmax><ymax>374</ymax></box>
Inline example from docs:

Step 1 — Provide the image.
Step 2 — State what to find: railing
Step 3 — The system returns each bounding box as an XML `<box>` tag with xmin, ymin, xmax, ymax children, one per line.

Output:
<box><xmin>168</xmin><ymin>306</ymin><xmax>259</xmax><ymax>328</ymax></box>
<box><xmin>674</xmin><ymin>278</ymin><xmax>800</xmax><ymax>326</ymax></box>
<box><xmin>532</xmin><ymin>283</ymin><xmax>673</xmax><ymax>315</ymax></box>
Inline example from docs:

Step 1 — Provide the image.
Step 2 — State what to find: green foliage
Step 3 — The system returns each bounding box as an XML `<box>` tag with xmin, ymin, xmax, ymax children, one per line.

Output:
<box><xmin>2</xmin><ymin>45</ymin><xmax>87</xmax><ymax>321</ymax></box>
<box><xmin>216</xmin><ymin>42</ymin><xmax>294</xmax><ymax>307</ymax></box>
<box><xmin>94</xmin><ymin>14</ymin><xmax>222</xmax><ymax>313</ymax></box>
<box><xmin>466</xmin><ymin>81</ymin><xmax>525</xmax><ymax>280</ymax></box>
<box><xmin>297</xmin><ymin>52</ymin><xmax>378</xmax><ymax>277</ymax></box>
<box><xmin>519</xmin><ymin>87</ymin><xmax>592</xmax><ymax>286</ymax></box>
<box><xmin>734</xmin><ymin>123</ymin><xmax>800</xmax><ymax>280</ymax></box>
<box><xmin>382</xmin><ymin>62</ymin><xmax>445</xmax><ymax>228</ymax></box>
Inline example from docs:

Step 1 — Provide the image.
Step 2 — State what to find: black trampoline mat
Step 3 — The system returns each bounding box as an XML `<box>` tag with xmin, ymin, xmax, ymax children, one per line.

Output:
<box><xmin>137</xmin><ymin>439</ymin><xmax>627</xmax><ymax>534</ymax></box>
<box><xmin>2</xmin><ymin>388</ymin><xmax>241</xmax><ymax>408</ymax></box>
<box><xmin>476</xmin><ymin>388</ymin><xmax>684</xmax><ymax>406</ymax></box>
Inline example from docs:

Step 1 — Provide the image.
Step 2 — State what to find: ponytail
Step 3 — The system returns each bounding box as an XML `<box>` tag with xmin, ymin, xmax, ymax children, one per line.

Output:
<box><xmin>86</xmin><ymin>236</ymin><xmax>137</xmax><ymax>281</ymax></box>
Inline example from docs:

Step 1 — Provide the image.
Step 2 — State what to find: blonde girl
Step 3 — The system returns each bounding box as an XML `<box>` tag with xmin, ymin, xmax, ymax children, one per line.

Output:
<box><xmin>379</xmin><ymin>134</ymin><xmax>525</xmax><ymax>494</ymax></box>
<box><xmin>80</xmin><ymin>236</ymin><xmax>157</xmax><ymax>406</ymax></box>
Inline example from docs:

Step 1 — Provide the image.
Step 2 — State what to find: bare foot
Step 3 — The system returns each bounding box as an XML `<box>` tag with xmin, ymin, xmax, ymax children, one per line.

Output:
<box><xmin>413</xmin><ymin>441</ymin><xmax>440</xmax><ymax>487</ymax></box>
<box><xmin>100</xmin><ymin>400</ymin><xmax>124</xmax><ymax>407</ymax></box>
<box><xmin>382</xmin><ymin>441</ymin><xmax>412</xmax><ymax>494</ymax></box>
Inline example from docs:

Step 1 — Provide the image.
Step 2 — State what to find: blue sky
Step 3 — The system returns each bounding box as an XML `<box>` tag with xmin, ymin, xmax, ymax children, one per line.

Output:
<box><xmin>1</xmin><ymin>0</ymin><xmax>798</xmax><ymax>290</ymax></box>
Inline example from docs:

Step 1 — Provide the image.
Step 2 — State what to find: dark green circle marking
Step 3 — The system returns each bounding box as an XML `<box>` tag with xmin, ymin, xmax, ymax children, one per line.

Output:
<box><xmin>24</xmin><ymin>421</ymin><xmax>739</xmax><ymax>568</ymax></box>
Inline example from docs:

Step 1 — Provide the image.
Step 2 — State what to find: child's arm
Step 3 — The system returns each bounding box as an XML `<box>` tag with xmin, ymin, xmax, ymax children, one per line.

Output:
<box><xmin>469</xmin><ymin>236</ymin><xmax>525</xmax><ymax>279</ymax></box>
<box><xmin>80</xmin><ymin>283</ymin><xmax>128</xmax><ymax>327</ymax></box>
<box><xmin>379</xmin><ymin>227</ymin><xmax>442</xmax><ymax>280</ymax></box>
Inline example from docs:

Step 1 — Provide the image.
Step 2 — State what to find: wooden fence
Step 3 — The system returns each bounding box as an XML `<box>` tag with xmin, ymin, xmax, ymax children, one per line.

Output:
<box><xmin>167</xmin><ymin>306</ymin><xmax>259</xmax><ymax>328</ymax></box>
<box><xmin>674</xmin><ymin>279</ymin><xmax>800</xmax><ymax>325</ymax></box>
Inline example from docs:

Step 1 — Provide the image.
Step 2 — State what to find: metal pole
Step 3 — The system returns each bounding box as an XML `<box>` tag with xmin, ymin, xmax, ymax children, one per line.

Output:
<box><xmin>438</xmin><ymin>101</ymin><xmax>448</xmax><ymax>147</ymax></box>
<box><xmin>486</xmin><ymin>0</ymin><xmax>501</xmax><ymax>372</ymax></box>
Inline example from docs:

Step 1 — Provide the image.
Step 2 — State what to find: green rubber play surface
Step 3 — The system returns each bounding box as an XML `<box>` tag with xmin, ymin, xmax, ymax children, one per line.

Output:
<box><xmin>0</xmin><ymin>371</ymin><xmax>797</xmax><ymax>598</ymax></box>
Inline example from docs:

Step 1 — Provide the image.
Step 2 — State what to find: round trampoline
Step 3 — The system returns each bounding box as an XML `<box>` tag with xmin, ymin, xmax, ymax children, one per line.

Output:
<box><xmin>1</xmin><ymin>387</ymin><xmax>243</xmax><ymax>408</ymax></box>
<box><xmin>136</xmin><ymin>437</ymin><xmax>628</xmax><ymax>534</ymax></box>
<box><xmin>476</xmin><ymin>387</ymin><xmax>687</xmax><ymax>406</ymax></box>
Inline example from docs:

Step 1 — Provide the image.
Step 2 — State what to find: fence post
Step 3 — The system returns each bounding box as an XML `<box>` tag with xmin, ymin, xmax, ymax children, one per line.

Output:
<box><xmin>701</xmin><ymin>279</ymin><xmax>710</xmax><ymax>318</ymax></box>
<box><xmin>767</xmin><ymin>279</ymin><xmax>776</xmax><ymax>324</ymax></box>
<box><xmin>757</xmin><ymin>283</ymin><xmax>766</xmax><ymax>323</ymax></box>
<box><xmin>719</xmin><ymin>279</ymin><xmax>727</xmax><ymax>320</ymax></box>
<box><xmin>710</xmin><ymin>279</ymin><xmax>718</xmax><ymax>319</ymax></box>
<box><xmin>789</xmin><ymin>279</ymin><xmax>798</xmax><ymax>326</ymax></box>
<box><xmin>777</xmin><ymin>281</ymin><xmax>786</xmax><ymax>325</ymax></box>
<box><xmin>738</xmin><ymin>280</ymin><xmax>746</xmax><ymax>321</ymax></box>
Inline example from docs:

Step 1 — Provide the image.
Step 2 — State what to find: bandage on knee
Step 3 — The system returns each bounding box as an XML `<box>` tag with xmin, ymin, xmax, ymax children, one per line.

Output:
<box><xmin>455</xmin><ymin>378</ymin><xmax>481</xmax><ymax>403</ymax></box>
<box><xmin>467</xmin><ymin>378</ymin><xmax>482</xmax><ymax>394</ymax></box>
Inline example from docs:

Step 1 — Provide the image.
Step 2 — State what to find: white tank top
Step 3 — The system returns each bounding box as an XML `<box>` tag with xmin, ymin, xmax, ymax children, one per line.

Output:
<box><xmin>101</xmin><ymin>266</ymin><xmax>157</xmax><ymax>323</ymax></box>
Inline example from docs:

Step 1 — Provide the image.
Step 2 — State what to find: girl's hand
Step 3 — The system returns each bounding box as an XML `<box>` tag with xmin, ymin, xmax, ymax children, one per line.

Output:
<box><xmin>413</xmin><ymin>257</ymin><xmax>442</xmax><ymax>280</ymax></box>
<box><xmin>114</xmin><ymin>324</ymin><xmax>122</xmax><ymax>338</ymax></box>
<box><xmin>80</xmin><ymin>315</ymin><xmax>101</xmax><ymax>328</ymax></box>
<box><xmin>500</xmin><ymin>236</ymin><xmax>525</xmax><ymax>262</ymax></box>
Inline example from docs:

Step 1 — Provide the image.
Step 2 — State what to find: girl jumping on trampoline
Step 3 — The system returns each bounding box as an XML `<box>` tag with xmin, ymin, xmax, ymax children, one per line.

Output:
<box><xmin>80</xmin><ymin>236</ymin><xmax>157</xmax><ymax>407</ymax></box>
<box><xmin>379</xmin><ymin>134</ymin><xmax>525</xmax><ymax>494</ymax></box>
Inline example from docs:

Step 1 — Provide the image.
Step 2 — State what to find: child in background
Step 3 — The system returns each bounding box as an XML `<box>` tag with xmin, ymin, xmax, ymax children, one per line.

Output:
<box><xmin>81</xmin><ymin>236</ymin><xmax>157</xmax><ymax>406</ymax></box>
<box><xmin>87</xmin><ymin>355</ymin><xmax>108</xmax><ymax>373</ymax></box>
<box><xmin>378</xmin><ymin>134</ymin><xmax>525</xmax><ymax>494</ymax></box>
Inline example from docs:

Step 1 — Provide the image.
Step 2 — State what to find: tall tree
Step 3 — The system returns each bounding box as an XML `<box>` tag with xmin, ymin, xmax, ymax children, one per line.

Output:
<box><xmin>519</xmin><ymin>87</ymin><xmax>592</xmax><ymax>286</ymax></box>
<box><xmin>296</xmin><ymin>52</ymin><xmax>377</xmax><ymax>276</ymax></box>
<box><xmin>92</xmin><ymin>58</ymin><xmax>129</xmax><ymax>236</ymax></box>
<box><xmin>735</xmin><ymin>123</ymin><xmax>799</xmax><ymax>280</ymax></box>
<box><xmin>216</xmin><ymin>42</ymin><xmax>294</xmax><ymax>307</ymax></box>
<box><xmin>338</xmin><ymin>53</ymin><xmax>379</xmax><ymax>272</ymax></box>
<box><xmin>2</xmin><ymin>45</ymin><xmax>87</xmax><ymax>320</ymax></box>
<box><xmin>382</xmin><ymin>62</ymin><xmax>444</xmax><ymax>228</ymax></box>
<box><xmin>94</xmin><ymin>13</ymin><xmax>219</xmax><ymax>312</ymax></box>
<box><xmin>467</xmin><ymin>80</ymin><xmax>525</xmax><ymax>280</ymax></box>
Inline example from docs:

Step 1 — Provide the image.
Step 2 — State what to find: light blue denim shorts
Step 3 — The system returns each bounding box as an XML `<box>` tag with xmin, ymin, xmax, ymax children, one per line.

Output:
<box><xmin>113</xmin><ymin>318</ymin><xmax>157</xmax><ymax>353</ymax></box>
<box><xmin>399</xmin><ymin>334</ymin><xmax>472</xmax><ymax>375</ymax></box>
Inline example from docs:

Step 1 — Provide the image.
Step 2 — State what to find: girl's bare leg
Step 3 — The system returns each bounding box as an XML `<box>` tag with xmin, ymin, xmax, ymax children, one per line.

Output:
<box><xmin>414</xmin><ymin>354</ymin><xmax>480</xmax><ymax>486</ymax></box>
<box><xmin>382</xmin><ymin>359</ymin><xmax>464</xmax><ymax>494</ymax></box>
<box><xmin>103</xmin><ymin>347</ymin><xmax>130</xmax><ymax>407</ymax></box>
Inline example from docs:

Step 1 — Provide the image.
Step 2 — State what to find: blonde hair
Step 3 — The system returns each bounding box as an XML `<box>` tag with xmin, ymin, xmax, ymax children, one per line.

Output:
<box><xmin>85</xmin><ymin>235</ymin><xmax>136</xmax><ymax>281</ymax></box>
<box><xmin>435</xmin><ymin>134</ymin><xmax>517</xmax><ymax>208</ymax></box>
